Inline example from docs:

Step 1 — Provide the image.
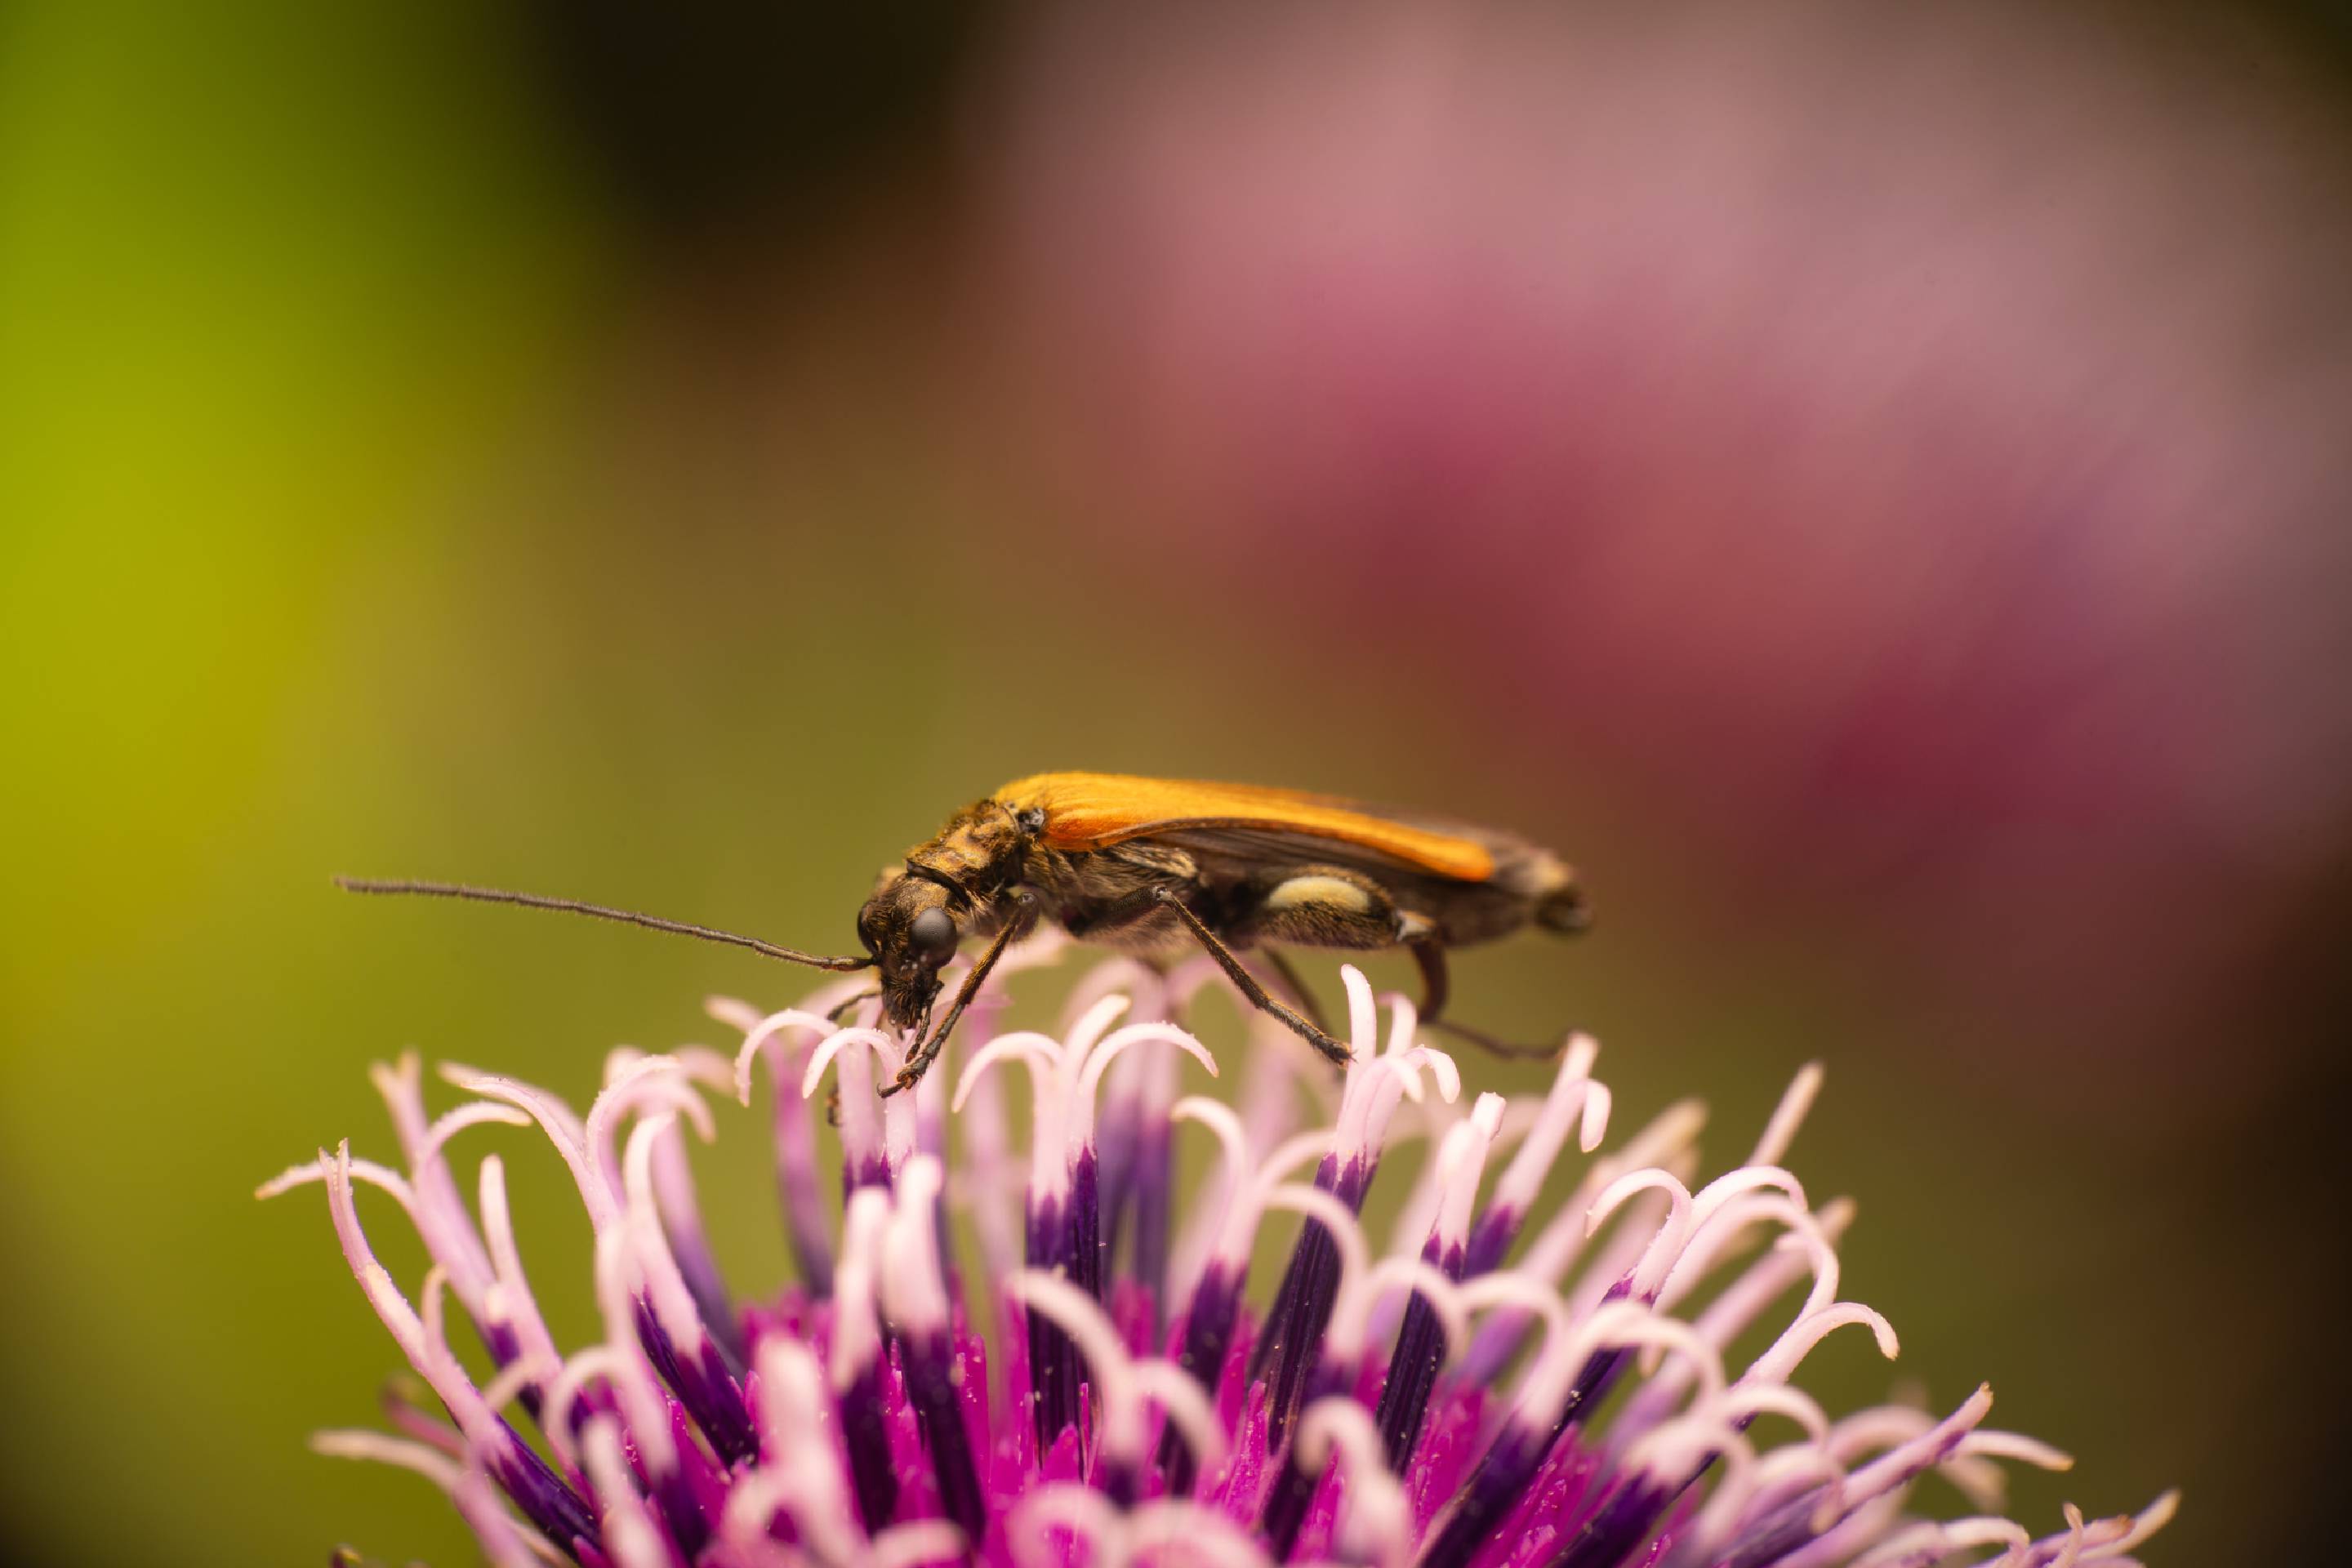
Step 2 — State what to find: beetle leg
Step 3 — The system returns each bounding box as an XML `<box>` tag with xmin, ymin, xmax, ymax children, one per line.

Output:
<box><xmin>826</xmin><ymin>987</ymin><xmax>881</xmax><ymax>1026</ymax></box>
<box><xmin>1258</xmin><ymin>946</ymin><xmax>1332</xmax><ymax>1036</ymax></box>
<box><xmin>1409</xmin><ymin>938</ymin><xmax>1566</xmax><ymax>1061</ymax></box>
<box><xmin>1148</xmin><ymin>889</ymin><xmax>1355</xmax><ymax>1068</ymax></box>
<box><xmin>1408</xmin><ymin>937</ymin><xmax>1453</xmax><ymax>1022</ymax></box>
<box><xmin>1056</xmin><ymin>880</ymin><xmax>1316</xmax><ymax>1031</ymax></box>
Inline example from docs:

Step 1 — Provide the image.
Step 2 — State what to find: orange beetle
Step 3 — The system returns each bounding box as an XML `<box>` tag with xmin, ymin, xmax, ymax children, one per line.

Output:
<box><xmin>341</xmin><ymin>773</ymin><xmax>1590</xmax><ymax>1095</ymax></box>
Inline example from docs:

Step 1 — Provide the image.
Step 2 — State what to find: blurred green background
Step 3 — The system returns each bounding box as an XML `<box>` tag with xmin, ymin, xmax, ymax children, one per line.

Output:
<box><xmin>4</xmin><ymin>2</ymin><xmax>2348</xmax><ymax>1564</ymax></box>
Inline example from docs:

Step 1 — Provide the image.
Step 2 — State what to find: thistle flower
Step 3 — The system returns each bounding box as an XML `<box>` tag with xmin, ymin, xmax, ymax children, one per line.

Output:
<box><xmin>265</xmin><ymin>945</ymin><xmax>2175</xmax><ymax>1567</ymax></box>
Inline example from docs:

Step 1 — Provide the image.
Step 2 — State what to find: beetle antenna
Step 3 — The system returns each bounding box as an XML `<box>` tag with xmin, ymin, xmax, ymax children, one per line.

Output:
<box><xmin>333</xmin><ymin>876</ymin><xmax>873</xmax><ymax>971</ymax></box>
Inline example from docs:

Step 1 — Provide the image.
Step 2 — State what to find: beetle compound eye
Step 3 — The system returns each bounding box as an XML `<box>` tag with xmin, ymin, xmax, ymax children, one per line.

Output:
<box><xmin>909</xmin><ymin>906</ymin><xmax>957</xmax><ymax>961</ymax></box>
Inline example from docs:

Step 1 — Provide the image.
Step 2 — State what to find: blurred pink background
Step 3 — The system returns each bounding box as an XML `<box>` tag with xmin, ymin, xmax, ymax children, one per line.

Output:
<box><xmin>971</xmin><ymin>0</ymin><xmax>2352</xmax><ymax>1107</ymax></box>
<box><xmin>6</xmin><ymin>2</ymin><xmax>2346</xmax><ymax>1563</ymax></box>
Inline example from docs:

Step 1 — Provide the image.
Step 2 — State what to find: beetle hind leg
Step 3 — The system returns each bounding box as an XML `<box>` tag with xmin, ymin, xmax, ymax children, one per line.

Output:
<box><xmin>1409</xmin><ymin>938</ymin><xmax>1566</xmax><ymax>1062</ymax></box>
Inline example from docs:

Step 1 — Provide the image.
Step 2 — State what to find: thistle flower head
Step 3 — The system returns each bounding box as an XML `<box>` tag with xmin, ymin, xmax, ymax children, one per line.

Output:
<box><xmin>265</xmin><ymin>947</ymin><xmax>2174</xmax><ymax>1567</ymax></box>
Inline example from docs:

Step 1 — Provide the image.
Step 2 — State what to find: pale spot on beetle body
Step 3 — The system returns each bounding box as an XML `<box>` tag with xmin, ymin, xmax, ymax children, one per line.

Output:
<box><xmin>1264</xmin><ymin>875</ymin><xmax>1373</xmax><ymax>913</ymax></box>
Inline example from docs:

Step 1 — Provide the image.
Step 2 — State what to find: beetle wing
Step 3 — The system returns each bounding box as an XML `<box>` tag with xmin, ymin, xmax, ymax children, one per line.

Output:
<box><xmin>995</xmin><ymin>772</ymin><xmax>1501</xmax><ymax>882</ymax></box>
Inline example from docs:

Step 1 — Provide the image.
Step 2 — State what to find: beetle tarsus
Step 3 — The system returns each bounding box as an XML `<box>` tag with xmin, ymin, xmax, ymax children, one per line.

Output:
<box><xmin>1424</xmin><ymin>1016</ymin><xmax>1568</xmax><ymax>1061</ymax></box>
<box><xmin>1408</xmin><ymin>938</ymin><xmax>1566</xmax><ymax>1059</ymax></box>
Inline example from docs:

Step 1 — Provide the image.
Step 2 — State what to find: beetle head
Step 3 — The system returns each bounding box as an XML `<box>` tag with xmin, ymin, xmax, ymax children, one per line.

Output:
<box><xmin>856</xmin><ymin>868</ymin><xmax>963</xmax><ymax>1033</ymax></box>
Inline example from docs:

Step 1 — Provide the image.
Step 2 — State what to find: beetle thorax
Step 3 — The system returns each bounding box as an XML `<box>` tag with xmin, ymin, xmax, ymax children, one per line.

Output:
<box><xmin>903</xmin><ymin>799</ymin><xmax>1027</xmax><ymax>899</ymax></box>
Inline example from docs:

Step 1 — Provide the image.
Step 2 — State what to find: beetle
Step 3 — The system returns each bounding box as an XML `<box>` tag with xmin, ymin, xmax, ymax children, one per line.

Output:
<box><xmin>339</xmin><ymin>771</ymin><xmax>1588</xmax><ymax>1097</ymax></box>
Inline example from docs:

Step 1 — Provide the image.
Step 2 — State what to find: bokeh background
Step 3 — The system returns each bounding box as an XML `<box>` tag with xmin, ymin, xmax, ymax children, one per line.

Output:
<box><xmin>5</xmin><ymin>2</ymin><xmax>2350</xmax><ymax>1563</ymax></box>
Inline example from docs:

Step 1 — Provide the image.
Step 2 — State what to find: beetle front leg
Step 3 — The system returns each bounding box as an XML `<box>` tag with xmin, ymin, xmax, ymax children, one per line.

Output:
<box><xmin>827</xmin><ymin>987</ymin><xmax>881</xmax><ymax>1025</ymax></box>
